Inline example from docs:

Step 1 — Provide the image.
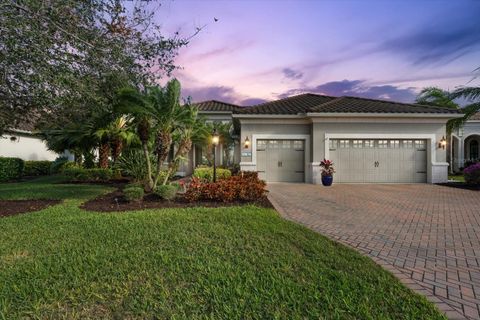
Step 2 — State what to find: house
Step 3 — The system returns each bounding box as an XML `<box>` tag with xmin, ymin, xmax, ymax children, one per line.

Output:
<box><xmin>190</xmin><ymin>93</ymin><xmax>462</xmax><ymax>184</ymax></box>
<box><xmin>450</xmin><ymin>112</ymin><xmax>480</xmax><ymax>172</ymax></box>
<box><xmin>0</xmin><ymin>123</ymin><xmax>69</xmax><ymax>161</ymax></box>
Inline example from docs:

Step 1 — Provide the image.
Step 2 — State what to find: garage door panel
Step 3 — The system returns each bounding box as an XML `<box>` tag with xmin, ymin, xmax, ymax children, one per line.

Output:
<box><xmin>258</xmin><ymin>139</ymin><xmax>305</xmax><ymax>183</ymax></box>
<box><xmin>330</xmin><ymin>139</ymin><xmax>427</xmax><ymax>183</ymax></box>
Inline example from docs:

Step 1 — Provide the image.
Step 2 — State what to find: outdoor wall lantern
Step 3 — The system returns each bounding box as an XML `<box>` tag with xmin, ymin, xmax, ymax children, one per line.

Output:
<box><xmin>439</xmin><ymin>136</ymin><xmax>447</xmax><ymax>150</ymax></box>
<box><xmin>212</xmin><ymin>128</ymin><xmax>219</xmax><ymax>182</ymax></box>
<box><xmin>244</xmin><ymin>136</ymin><xmax>250</xmax><ymax>149</ymax></box>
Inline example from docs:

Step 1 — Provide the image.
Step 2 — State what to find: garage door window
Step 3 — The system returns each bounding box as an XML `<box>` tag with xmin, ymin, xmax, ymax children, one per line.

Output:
<box><xmin>339</xmin><ymin>140</ymin><xmax>350</xmax><ymax>148</ymax></box>
<box><xmin>281</xmin><ymin>140</ymin><xmax>291</xmax><ymax>149</ymax></box>
<box><xmin>364</xmin><ymin>140</ymin><xmax>375</xmax><ymax>148</ymax></box>
<box><xmin>353</xmin><ymin>140</ymin><xmax>363</xmax><ymax>148</ymax></box>
<box><xmin>329</xmin><ymin>140</ymin><xmax>337</xmax><ymax>150</ymax></box>
<box><xmin>257</xmin><ymin>140</ymin><xmax>266</xmax><ymax>150</ymax></box>
<box><xmin>293</xmin><ymin>140</ymin><xmax>304</xmax><ymax>150</ymax></box>
<box><xmin>390</xmin><ymin>140</ymin><xmax>400</xmax><ymax>148</ymax></box>
<box><xmin>403</xmin><ymin>140</ymin><xmax>413</xmax><ymax>148</ymax></box>
<box><xmin>378</xmin><ymin>140</ymin><xmax>388</xmax><ymax>148</ymax></box>
<box><xmin>415</xmin><ymin>140</ymin><xmax>426</xmax><ymax>150</ymax></box>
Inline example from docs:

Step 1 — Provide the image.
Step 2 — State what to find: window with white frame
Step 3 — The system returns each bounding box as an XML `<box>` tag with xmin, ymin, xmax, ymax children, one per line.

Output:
<box><xmin>329</xmin><ymin>139</ymin><xmax>337</xmax><ymax>150</ymax></box>
<box><xmin>257</xmin><ymin>140</ymin><xmax>266</xmax><ymax>151</ymax></box>
<box><xmin>415</xmin><ymin>140</ymin><xmax>426</xmax><ymax>150</ymax></box>
<box><xmin>402</xmin><ymin>140</ymin><xmax>413</xmax><ymax>148</ymax></box>
<box><xmin>364</xmin><ymin>140</ymin><xmax>375</xmax><ymax>148</ymax></box>
<box><xmin>353</xmin><ymin>140</ymin><xmax>363</xmax><ymax>148</ymax></box>
<box><xmin>378</xmin><ymin>140</ymin><xmax>388</xmax><ymax>148</ymax></box>
<box><xmin>339</xmin><ymin>140</ymin><xmax>350</xmax><ymax>148</ymax></box>
<box><xmin>390</xmin><ymin>140</ymin><xmax>400</xmax><ymax>149</ymax></box>
<box><xmin>293</xmin><ymin>140</ymin><xmax>304</xmax><ymax>150</ymax></box>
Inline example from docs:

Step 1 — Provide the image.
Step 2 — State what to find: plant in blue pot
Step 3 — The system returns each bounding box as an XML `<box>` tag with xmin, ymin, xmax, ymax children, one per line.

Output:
<box><xmin>320</xmin><ymin>159</ymin><xmax>335</xmax><ymax>186</ymax></box>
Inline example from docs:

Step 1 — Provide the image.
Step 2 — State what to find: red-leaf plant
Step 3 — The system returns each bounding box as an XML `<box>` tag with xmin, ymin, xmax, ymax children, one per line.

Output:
<box><xmin>320</xmin><ymin>159</ymin><xmax>335</xmax><ymax>176</ymax></box>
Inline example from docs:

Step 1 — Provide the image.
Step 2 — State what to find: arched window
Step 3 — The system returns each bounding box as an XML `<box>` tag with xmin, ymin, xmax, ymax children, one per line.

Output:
<box><xmin>470</xmin><ymin>140</ymin><xmax>479</xmax><ymax>160</ymax></box>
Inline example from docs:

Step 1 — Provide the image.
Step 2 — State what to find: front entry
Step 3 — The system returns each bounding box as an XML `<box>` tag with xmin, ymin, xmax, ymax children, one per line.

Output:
<box><xmin>329</xmin><ymin>139</ymin><xmax>427</xmax><ymax>183</ymax></box>
<box><xmin>256</xmin><ymin>139</ymin><xmax>305</xmax><ymax>182</ymax></box>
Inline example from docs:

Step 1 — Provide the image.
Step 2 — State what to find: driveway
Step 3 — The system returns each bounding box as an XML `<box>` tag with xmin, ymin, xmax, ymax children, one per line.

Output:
<box><xmin>268</xmin><ymin>183</ymin><xmax>480</xmax><ymax>320</ymax></box>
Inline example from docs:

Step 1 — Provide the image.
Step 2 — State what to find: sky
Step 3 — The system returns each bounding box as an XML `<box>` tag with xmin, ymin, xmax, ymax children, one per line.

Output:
<box><xmin>154</xmin><ymin>0</ymin><xmax>480</xmax><ymax>105</ymax></box>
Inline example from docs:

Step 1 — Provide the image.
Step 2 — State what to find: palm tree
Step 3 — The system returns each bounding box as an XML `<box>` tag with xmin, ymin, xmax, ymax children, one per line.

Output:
<box><xmin>115</xmin><ymin>79</ymin><xmax>185</xmax><ymax>190</ymax></box>
<box><xmin>451</xmin><ymin>85</ymin><xmax>480</xmax><ymax>125</ymax></box>
<box><xmin>95</xmin><ymin>116</ymin><xmax>136</xmax><ymax>165</ymax></box>
<box><xmin>415</xmin><ymin>87</ymin><xmax>461</xmax><ymax>133</ymax></box>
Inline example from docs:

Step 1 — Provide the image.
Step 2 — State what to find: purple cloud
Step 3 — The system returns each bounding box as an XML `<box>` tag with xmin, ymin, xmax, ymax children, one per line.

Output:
<box><xmin>282</xmin><ymin>68</ymin><xmax>303</xmax><ymax>80</ymax></box>
<box><xmin>240</xmin><ymin>98</ymin><xmax>269</xmax><ymax>106</ymax></box>
<box><xmin>278</xmin><ymin>79</ymin><xmax>417</xmax><ymax>103</ymax></box>
<box><xmin>182</xmin><ymin>85</ymin><xmax>266</xmax><ymax>106</ymax></box>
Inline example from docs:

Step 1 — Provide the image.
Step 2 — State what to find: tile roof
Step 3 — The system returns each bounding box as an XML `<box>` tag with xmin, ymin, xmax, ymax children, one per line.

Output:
<box><xmin>236</xmin><ymin>93</ymin><xmax>336</xmax><ymax>115</ymax></box>
<box><xmin>193</xmin><ymin>100</ymin><xmax>241</xmax><ymax>112</ymax></box>
<box><xmin>308</xmin><ymin>96</ymin><xmax>462</xmax><ymax>114</ymax></box>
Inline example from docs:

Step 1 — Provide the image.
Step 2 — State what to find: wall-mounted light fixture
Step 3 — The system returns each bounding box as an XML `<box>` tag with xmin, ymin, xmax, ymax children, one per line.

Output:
<box><xmin>438</xmin><ymin>136</ymin><xmax>447</xmax><ymax>150</ymax></box>
<box><xmin>244</xmin><ymin>136</ymin><xmax>250</xmax><ymax>149</ymax></box>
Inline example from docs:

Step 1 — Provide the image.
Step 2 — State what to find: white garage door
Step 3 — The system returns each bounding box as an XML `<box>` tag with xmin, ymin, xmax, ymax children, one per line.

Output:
<box><xmin>329</xmin><ymin>139</ymin><xmax>427</xmax><ymax>183</ymax></box>
<box><xmin>256</xmin><ymin>139</ymin><xmax>305</xmax><ymax>182</ymax></box>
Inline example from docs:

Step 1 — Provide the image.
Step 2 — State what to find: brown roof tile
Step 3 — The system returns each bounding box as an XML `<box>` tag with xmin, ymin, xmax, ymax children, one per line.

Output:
<box><xmin>193</xmin><ymin>100</ymin><xmax>241</xmax><ymax>112</ymax></box>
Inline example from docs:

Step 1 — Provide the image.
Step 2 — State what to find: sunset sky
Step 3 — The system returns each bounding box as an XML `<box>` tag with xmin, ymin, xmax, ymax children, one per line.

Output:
<box><xmin>155</xmin><ymin>0</ymin><xmax>480</xmax><ymax>105</ymax></box>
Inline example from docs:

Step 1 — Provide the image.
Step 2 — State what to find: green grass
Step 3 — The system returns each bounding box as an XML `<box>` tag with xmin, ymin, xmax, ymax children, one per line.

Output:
<box><xmin>0</xmin><ymin>178</ymin><xmax>445</xmax><ymax>319</ymax></box>
<box><xmin>448</xmin><ymin>174</ymin><xmax>465</xmax><ymax>182</ymax></box>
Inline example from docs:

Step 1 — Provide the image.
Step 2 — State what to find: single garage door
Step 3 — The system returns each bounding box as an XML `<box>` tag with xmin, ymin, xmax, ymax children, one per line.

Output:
<box><xmin>256</xmin><ymin>139</ymin><xmax>305</xmax><ymax>182</ymax></box>
<box><xmin>329</xmin><ymin>139</ymin><xmax>427</xmax><ymax>183</ymax></box>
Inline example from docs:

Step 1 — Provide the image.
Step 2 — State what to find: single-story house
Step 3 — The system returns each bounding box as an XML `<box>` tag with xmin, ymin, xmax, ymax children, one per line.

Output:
<box><xmin>0</xmin><ymin>123</ymin><xmax>70</xmax><ymax>161</ymax></box>
<box><xmin>450</xmin><ymin>112</ymin><xmax>480</xmax><ymax>172</ymax></box>
<box><xmin>192</xmin><ymin>93</ymin><xmax>462</xmax><ymax>184</ymax></box>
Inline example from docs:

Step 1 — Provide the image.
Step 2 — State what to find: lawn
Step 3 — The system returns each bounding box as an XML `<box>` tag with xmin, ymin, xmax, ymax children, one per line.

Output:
<box><xmin>448</xmin><ymin>174</ymin><xmax>465</xmax><ymax>182</ymax></box>
<box><xmin>0</xmin><ymin>178</ymin><xmax>445</xmax><ymax>319</ymax></box>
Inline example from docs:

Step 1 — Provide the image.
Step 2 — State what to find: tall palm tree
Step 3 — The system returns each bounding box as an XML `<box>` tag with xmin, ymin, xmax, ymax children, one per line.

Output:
<box><xmin>451</xmin><ymin>85</ymin><xmax>480</xmax><ymax>125</ymax></box>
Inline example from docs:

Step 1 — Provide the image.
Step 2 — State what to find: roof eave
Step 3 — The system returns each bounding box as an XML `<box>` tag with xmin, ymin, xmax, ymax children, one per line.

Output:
<box><xmin>306</xmin><ymin>112</ymin><xmax>464</xmax><ymax>119</ymax></box>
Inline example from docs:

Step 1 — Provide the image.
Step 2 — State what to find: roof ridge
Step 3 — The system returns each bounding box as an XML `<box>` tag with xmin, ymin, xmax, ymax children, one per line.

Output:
<box><xmin>194</xmin><ymin>99</ymin><xmax>240</xmax><ymax>107</ymax></box>
<box><xmin>251</xmin><ymin>92</ymin><xmax>336</xmax><ymax>107</ymax></box>
<box><xmin>308</xmin><ymin>96</ymin><xmax>346</xmax><ymax>112</ymax></box>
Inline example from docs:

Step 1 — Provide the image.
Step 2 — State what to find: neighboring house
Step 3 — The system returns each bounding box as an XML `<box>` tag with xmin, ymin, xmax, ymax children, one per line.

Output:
<box><xmin>188</xmin><ymin>93</ymin><xmax>461</xmax><ymax>184</ymax></box>
<box><xmin>450</xmin><ymin>112</ymin><xmax>480</xmax><ymax>172</ymax></box>
<box><xmin>0</xmin><ymin>124</ymin><xmax>70</xmax><ymax>161</ymax></box>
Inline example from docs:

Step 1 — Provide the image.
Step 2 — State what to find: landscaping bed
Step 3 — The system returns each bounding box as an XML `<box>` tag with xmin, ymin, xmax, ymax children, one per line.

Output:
<box><xmin>0</xmin><ymin>199</ymin><xmax>61</xmax><ymax>217</ymax></box>
<box><xmin>437</xmin><ymin>182</ymin><xmax>480</xmax><ymax>191</ymax></box>
<box><xmin>81</xmin><ymin>189</ymin><xmax>273</xmax><ymax>212</ymax></box>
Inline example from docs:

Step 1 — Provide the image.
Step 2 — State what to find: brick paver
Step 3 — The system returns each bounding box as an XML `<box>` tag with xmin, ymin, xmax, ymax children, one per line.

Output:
<box><xmin>268</xmin><ymin>183</ymin><xmax>480</xmax><ymax>320</ymax></box>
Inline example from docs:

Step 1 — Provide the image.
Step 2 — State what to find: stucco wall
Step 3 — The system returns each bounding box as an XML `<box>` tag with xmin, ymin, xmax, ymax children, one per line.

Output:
<box><xmin>0</xmin><ymin>134</ymin><xmax>60</xmax><ymax>161</ymax></box>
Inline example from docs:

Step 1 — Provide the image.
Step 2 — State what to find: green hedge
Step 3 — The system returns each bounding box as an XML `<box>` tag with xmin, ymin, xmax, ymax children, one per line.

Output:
<box><xmin>63</xmin><ymin>168</ymin><xmax>113</xmax><ymax>182</ymax></box>
<box><xmin>193</xmin><ymin>167</ymin><xmax>231</xmax><ymax>182</ymax></box>
<box><xmin>23</xmin><ymin>161</ymin><xmax>52</xmax><ymax>176</ymax></box>
<box><xmin>154</xmin><ymin>184</ymin><xmax>178</xmax><ymax>200</ymax></box>
<box><xmin>0</xmin><ymin>157</ymin><xmax>24</xmax><ymax>182</ymax></box>
<box><xmin>124</xmin><ymin>185</ymin><xmax>144</xmax><ymax>202</ymax></box>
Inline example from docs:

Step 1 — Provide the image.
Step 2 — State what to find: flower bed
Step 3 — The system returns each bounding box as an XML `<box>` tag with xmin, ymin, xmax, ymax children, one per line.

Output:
<box><xmin>464</xmin><ymin>163</ymin><xmax>480</xmax><ymax>185</ymax></box>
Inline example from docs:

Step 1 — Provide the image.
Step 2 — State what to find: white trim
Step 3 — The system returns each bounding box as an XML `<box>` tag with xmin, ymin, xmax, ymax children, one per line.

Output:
<box><xmin>238</xmin><ymin>118</ymin><xmax>311</xmax><ymax>125</ymax></box>
<box><xmin>233</xmin><ymin>114</ymin><xmax>305</xmax><ymax>119</ymax></box>
<box><xmin>324</xmin><ymin>133</ymin><xmax>438</xmax><ymax>162</ymax></box>
<box><xmin>307</xmin><ymin>112</ymin><xmax>463</xmax><ymax>119</ymax></box>
<box><xmin>249</xmin><ymin>134</ymin><xmax>311</xmax><ymax>183</ymax></box>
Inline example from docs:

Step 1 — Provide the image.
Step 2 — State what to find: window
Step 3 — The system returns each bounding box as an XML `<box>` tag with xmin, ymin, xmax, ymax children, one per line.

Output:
<box><xmin>281</xmin><ymin>140</ymin><xmax>291</xmax><ymax>149</ymax></box>
<box><xmin>470</xmin><ymin>140</ymin><xmax>479</xmax><ymax>160</ymax></box>
<box><xmin>378</xmin><ymin>140</ymin><xmax>388</xmax><ymax>148</ymax></box>
<box><xmin>294</xmin><ymin>140</ymin><xmax>304</xmax><ymax>150</ymax></box>
<box><xmin>390</xmin><ymin>140</ymin><xmax>400</xmax><ymax>149</ymax></box>
<box><xmin>415</xmin><ymin>140</ymin><xmax>426</xmax><ymax>150</ymax></box>
<box><xmin>364</xmin><ymin>140</ymin><xmax>375</xmax><ymax>148</ymax></box>
<box><xmin>269</xmin><ymin>140</ymin><xmax>278</xmax><ymax>148</ymax></box>
<box><xmin>353</xmin><ymin>140</ymin><xmax>363</xmax><ymax>148</ymax></box>
<box><xmin>257</xmin><ymin>140</ymin><xmax>266</xmax><ymax>151</ymax></box>
<box><xmin>403</xmin><ymin>140</ymin><xmax>413</xmax><ymax>148</ymax></box>
<box><xmin>329</xmin><ymin>139</ymin><xmax>337</xmax><ymax>150</ymax></box>
<box><xmin>339</xmin><ymin>140</ymin><xmax>350</xmax><ymax>148</ymax></box>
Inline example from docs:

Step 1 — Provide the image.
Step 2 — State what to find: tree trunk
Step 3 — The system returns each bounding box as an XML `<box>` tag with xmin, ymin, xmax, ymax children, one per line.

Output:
<box><xmin>153</xmin><ymin>131</ymin><xmax>172</xmax><ymax>189</ymax></box>
<box><xmin>142</xmin><ymin>142</ymin><xmax>154</xmax><ymax>191</ymax></box>
<box><xmin>99</xmin><ymin>142</ymin><xmax>110</xmax><ymax>168</ymax></box>
<box><xmin>163</xmin><ymin>138</ymin><xmax>192</xmax><ymax>185</ymax></box>
<box><xmin>111</xmin><ymin>139</ymin><xmax>123</xmax><ymax>164</ymax></box>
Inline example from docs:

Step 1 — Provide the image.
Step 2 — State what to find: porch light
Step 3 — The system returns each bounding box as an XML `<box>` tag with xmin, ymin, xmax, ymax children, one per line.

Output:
<box><xmin>439</xmin><ymin>136</ymin><xmax>447</xmax><ymax>150</ymax></box>
<box><xmin>212</xmin><ymin>128</ymin><xmax>219</xmax><ymax>182</ymax></box>
<box><xmin>212</xmin><ymin>129</ymin><xmax>219</xmax><ymax>146</ymax></box>
<box><xmin>244</xmin><ymin>136</ymin><xmax>250</xmax><ymax>149</ymax></box>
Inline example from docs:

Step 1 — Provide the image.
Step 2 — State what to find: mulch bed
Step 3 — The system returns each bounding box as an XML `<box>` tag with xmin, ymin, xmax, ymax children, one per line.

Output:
<box><xmin>0</xmin><ymin>200</ymin><xmax>61</xmax><ymax>217</ymax></box>
<box><xmin>81</xmin><ymin>189</ymin><xmax>274</xmax><ymax>212</ymax></box>
<box><xmin>437</xmin><ymin>182</ymin><xmax>480</xmax><ymax>191</ymax></box>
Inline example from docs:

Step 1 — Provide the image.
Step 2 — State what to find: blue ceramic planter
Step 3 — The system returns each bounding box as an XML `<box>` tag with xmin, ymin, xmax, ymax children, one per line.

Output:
<box><xmin>321</xmin><ymin>175</ymin><xmax>333</xmax><ymax>186</ymax></box>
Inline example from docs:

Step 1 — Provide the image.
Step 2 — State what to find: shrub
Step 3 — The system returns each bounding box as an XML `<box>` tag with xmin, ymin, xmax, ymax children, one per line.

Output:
<box><xmin>464</xmin><ymin>163</ymin><xmax>480</xmax><ymax>185</ymax></box>
<box><xmin>63</xmin><ymin>168</ymin><xmax>113</xmax><ymax>182</ymax></box>
<box><xmin>185</xmin><ymin>171</ymin><xmax>267</xmax><ymax>203</ymax></box>
<box><xmin>50</xmin><ymin>157</ymin><xmax>78</xmax><ymax>173</ymax></box>
<box><xmin>124</xmin><ymin>186</ymin><xmax>144</xmax><ymax>202</ymax></box>
<box><xmin>193</xmin><ymin>167</ymin><xmax>231</xmax><ymax>182</ymax></box>
<box><xmin>23</xmin><ymin>161</ymin><xmax>52</xmax><ymax>176</ymax></box>
<box><xmin>116</xmin><ymin>150</ymin><xmax>153</xmax><ymax>181</ymax></box>
<box><xmin>0</xmin><ymin>157</ymin><xmax>24</xmax><ymax>182</ymax></box>
<box><xmin>155</xmin><ymin>184</ymin><xmax>178</xmax><ymax>200</ymax></box>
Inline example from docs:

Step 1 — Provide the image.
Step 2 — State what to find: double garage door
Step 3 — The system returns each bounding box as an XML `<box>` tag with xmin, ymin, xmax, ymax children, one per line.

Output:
<box><xmin>255</xmin><ymin>138</ymin><xmax>427</xmax><ymax>183</ymax></box>
<box><xmin>329</xmin><ymin>139</ymin><xmax>427</xmax><ymax>183</ymax></box>
<box><xmin>256</xmin><ymin>139</ymin><xmax>305</xmax><ymax>182</ymax></box>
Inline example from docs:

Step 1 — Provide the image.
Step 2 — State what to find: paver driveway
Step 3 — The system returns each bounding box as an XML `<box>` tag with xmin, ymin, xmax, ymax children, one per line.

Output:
<box><xmin>268</xmin><ymin>183</ymin><xmax>480</xmax><ymax>320</ymax></box>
